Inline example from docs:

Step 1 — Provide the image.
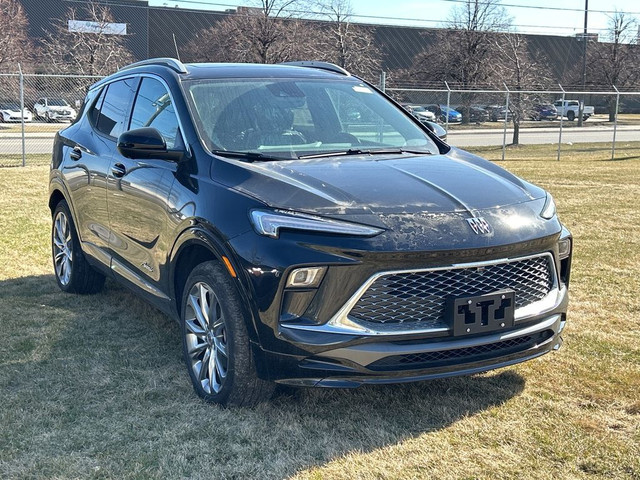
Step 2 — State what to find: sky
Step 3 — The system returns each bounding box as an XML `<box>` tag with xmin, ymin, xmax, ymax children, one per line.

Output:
<box><xmin>148</xmin><ymin>0</ymin><xmax>640</xmax><ymax>37</ymax></box>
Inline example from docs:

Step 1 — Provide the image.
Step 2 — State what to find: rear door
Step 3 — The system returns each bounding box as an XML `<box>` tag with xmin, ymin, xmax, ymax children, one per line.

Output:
<box><xmin>107</xmin><ymin>76</ymin><xmax>182</xmax><ymax>301</ymax></box>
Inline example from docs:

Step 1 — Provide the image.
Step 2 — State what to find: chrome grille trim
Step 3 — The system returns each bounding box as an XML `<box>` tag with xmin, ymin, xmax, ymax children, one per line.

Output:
<box><xmin>282</xmin><ymin>253</ymin><xmax>559</xmax><ymax>336</ymax></box>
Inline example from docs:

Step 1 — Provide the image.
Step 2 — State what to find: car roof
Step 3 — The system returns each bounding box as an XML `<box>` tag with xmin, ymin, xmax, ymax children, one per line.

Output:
<box><xmin>91</xmin><ymin>61</ymin><xmax>360</xmax><ymax>93</ymax></box>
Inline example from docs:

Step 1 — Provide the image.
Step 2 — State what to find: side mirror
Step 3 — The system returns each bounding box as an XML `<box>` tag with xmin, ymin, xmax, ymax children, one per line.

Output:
<box><xmin>117</xmin><ymin>127</ymin><xmax>184</xmax><ymax>161</ymax></box>
<box><xmin>423</xmin><ymin>121</ymin><xmax>447</xmax><ymax>141</ymax></box>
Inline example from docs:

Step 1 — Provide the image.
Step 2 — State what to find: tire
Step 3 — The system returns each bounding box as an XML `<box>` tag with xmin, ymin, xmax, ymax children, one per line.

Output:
<box><xmin>567</xmin><ymin>110</ymin><xmax>575</xmax><ymax>121</ymax></box>
<box><xmin>52</xmin><ymin>200</ymin><xmax>105</xmax><ymax>294</ymax></box>
<box><xmin>181</xmin><ymin>261</ymin><xmax>275</xmax><ymax>407</ymax></box>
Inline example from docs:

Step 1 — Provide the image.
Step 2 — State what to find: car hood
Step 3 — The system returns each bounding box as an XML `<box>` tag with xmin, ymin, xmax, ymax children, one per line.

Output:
<box><xmin>213</xmin><ymin>147</ymin><xmax>545</xmax><ymax>219</ymax></box>
<box><xmin>48</xmin><ymin>106</ymin><xmax>72</xmax><ymax>111</ymax></box>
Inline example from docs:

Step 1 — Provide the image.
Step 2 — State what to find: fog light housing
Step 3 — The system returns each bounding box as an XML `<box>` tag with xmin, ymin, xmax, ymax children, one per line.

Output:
<box><xmin>558</xmin><ymin>238</ymin><xmax>571</xmax><ymax>259</ymax></box>
<box><xmin>286</xmin><ymin>267</ymin><xmax>326</xmax><ymax>288</ymax></box>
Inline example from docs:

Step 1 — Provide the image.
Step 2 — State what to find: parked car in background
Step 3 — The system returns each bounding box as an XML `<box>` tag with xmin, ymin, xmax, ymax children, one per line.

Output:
<box><xmin>33</xmin><ymin>97</ymin><xmax>77</xmax><ymax>122</ymax></box>
<box><xmin>553</xmin><ymin>100</ymin><xmax>593</xmax><ymax>121</ymax></box>
<box><xmin>530</xmin><ymin>104</ymin><xmax>558</xmax><ymax>121</ymax></box>
<box><xmin>49</xmin><ymin>58</ymin><xmax>571</xmax><ymax>406</ymax></box>
<box><xmin>426</xmin><ymin>104</ymin><xmax>462</xmax><ymax>123</ymax></box>
<box><xmin>0</xmin><ymin>102</ymin><xmax>32</xmax><ymax>122</ymax></box>
<box><xmin>468</xmin><ymin>106</ymin><xmax>489</xmax><ymax>123</ymax></box>
<box><xmin>406</xmin><ymin>105</ymin><xmax>436</xmax><ymax>124</ymax></box>
<box><xmin>485</xmin><ymin>105</ymin><xmax>513</xmax><ymax>122</ymax></box>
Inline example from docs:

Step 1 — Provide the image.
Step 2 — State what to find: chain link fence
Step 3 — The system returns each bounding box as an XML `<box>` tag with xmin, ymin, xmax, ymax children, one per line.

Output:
<box><xmin>387</xmin><ymin>81</ymin><xmax>640</xmax><ymax>161</ymax></box>
<box><xmin>0</xmin><ymin>72</ymin><xmax>102</xmax><ymax>167</ymax></box>
<box><xmin>1</xmin><ymin>70</ymin><xmax>639</xmax><ymax>166</ymax></box>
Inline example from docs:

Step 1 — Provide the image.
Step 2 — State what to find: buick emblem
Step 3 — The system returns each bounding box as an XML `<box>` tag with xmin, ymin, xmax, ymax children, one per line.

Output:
<box><xmin>466</xmin><ymin>217</ymin><xmax>492</xmax><ymax>235</ymax></box>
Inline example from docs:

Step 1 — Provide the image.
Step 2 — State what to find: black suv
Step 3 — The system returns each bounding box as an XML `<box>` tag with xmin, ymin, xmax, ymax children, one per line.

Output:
<box><xmin>49</xmin><ymin>59</ymin><xmax>572</xmax><ymax>406</ymax></box>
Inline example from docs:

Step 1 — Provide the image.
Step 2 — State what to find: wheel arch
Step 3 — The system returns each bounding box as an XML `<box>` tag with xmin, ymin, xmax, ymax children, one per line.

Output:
<box><xmin>48</xmin><ymin>188</ymin><xmax>66</xmax><ymax>214</ymax></box>
<box><xmin>169</xmin><ymin>228</ymin><xmax>261</xmax><ymax>343</ymax></box>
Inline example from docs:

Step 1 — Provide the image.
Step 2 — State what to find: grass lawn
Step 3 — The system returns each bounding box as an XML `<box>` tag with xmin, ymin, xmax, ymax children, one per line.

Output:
<box><xmin>0</xmin><ymin>144</ymin><xmax>639</xmax><ymax>479</ymax></box>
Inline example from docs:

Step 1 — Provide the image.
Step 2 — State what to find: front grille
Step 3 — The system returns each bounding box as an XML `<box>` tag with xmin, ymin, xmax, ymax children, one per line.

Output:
<box><xmin>367</xmin><ymin>329</ymin><xmax>554</xmax><ymax>371</ymax></box>
<box><xmin>349</xmin><ymin>255</ymin><xmax>554</xmax><ymax>327</ymax></box>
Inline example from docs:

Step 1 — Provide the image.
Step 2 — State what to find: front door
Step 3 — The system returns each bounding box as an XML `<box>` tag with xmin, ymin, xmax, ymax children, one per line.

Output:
<box><xmin>107</xmin><ymin>77</ymin><xmax>182</xmax><ymax>298</ymax></box>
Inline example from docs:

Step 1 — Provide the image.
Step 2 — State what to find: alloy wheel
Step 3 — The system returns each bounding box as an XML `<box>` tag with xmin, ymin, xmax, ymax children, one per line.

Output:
<box><xmin>184</xmin><ymin>282</ymin><xmax>229</xmax><ymax>394</ymax></box>
<box><xmin>53</xmin><ymin>211</ymin><xmax>73</xmax><ymax>286</ymax></box>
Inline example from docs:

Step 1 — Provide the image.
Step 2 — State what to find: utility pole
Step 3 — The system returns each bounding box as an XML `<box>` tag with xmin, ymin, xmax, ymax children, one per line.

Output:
<box><xmin>578</xmin><ymin>0</ymin><xmax>588</xmax><ymax>127</ymax></box>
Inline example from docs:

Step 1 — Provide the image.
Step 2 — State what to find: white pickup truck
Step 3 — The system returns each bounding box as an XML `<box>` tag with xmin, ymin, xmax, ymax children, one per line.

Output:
<box><xmin>553</xmin><ymin>99</ymin><xmax>594</xmax><ymax>121</ymax></box>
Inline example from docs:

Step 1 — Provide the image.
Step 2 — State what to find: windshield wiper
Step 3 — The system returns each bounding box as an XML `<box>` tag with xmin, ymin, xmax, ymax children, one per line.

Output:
<box><xmin>298</xmin><ymin>148</ymin><xmax>431</xmax><ymax>160</ymax></box>
<box><xmin>210</xmin><ymin>150</ymin><xmax>287</xmax><ymax>162</ymax></box>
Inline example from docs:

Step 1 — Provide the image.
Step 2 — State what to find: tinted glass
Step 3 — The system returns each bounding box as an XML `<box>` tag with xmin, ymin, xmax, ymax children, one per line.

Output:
<box><xmin>97</xmin><ymin>78</ymin><xmax>136</xmax><ymax>138</ymax></box>
<box><xmin>186</xmin><ymin>78</ymin><xmax>439</xmax><ymax>159</ymax></box>
<box><xmin>89</xmin><ymin>87</ymin><xmax>107</xmax><ymax>127</ymax></box>
<box><xmin>129</xmin><ymin>78</ymin><xmax>180</xmax><ymax>149</ymax></box>
<box><xmin>49</xmin><ymin>98</ymin><xmax>69</xmax><ymax>107</ymax></box>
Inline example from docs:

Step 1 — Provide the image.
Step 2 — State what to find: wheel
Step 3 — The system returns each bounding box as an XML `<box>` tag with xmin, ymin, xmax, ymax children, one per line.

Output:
<box><xmin>582</xmin><ymin>115</ymin><xmax>589</xmax><ymax>121</ymax></box>
<box><xmin>52</xmin><ymin>200</ymin><xmax>105</xmax><ymax>294</ymax></box>
<box><xmin>567</xmin><ymin>111</ymin><xmax>575</xmax><ymax>121</ymax></box>
<box><xmin>45</xmin><ymin>112</ymin><xmax>52</xmax><ymax>123</ymax></box>
<box><xmin>181</xmin><ymin>261</ymin><xmax>275</xmax><ymax>406</ymax></box>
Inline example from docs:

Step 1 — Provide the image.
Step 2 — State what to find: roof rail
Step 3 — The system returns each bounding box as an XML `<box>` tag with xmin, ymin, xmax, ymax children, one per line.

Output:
<box><xmin>280</xmin><ymin>61</ymin><xmax>350</xmax><ymax>76</ymax></box>
<box><xmin>119</xmin><ymin>58</ymin><xmax>188</xmax><ymax>74</ymax></box>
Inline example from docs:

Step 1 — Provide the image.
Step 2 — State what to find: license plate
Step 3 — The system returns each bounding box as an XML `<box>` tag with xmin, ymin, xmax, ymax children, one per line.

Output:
<box><xmin>447</xmin><ymin>290</ymin><xmax>515</xmax><ymax>336</ymax></box>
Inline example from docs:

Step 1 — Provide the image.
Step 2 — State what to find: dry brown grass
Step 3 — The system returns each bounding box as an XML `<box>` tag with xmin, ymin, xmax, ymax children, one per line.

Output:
<box><xmin>0</xmin><ymin>145</ymin><xmax>639</xmax><ymax>479</ymax></box>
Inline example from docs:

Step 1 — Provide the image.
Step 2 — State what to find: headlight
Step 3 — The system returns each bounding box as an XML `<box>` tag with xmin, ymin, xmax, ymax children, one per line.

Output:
<box><xmin>540</xmin><ymin>193</ymin><xmax>556</xmax><ymax>219</ymax></box>
<box><xmin>250</xmin><ymin>209</ymin><xmax>384</xmax><ymax>238</ymax></box>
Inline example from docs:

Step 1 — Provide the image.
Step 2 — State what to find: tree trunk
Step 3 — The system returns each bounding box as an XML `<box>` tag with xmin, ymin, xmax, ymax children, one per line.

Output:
<box><xmin>511</xmin><ymin>120</ymin><xmax>520</xmax><ymax>146</ymax></box>
<box><xmin>608</xmin><ymin>99</ymin><xmax>616</xmax><ymax>122</ymax></box>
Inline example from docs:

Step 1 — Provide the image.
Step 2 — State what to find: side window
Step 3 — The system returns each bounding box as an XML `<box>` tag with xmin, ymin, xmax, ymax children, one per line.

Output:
<box><xmin>129</xmin><ymin>78</ymin><xmax>180</xmax><ymax>149</ymax></box>
<box><xmin>88</xmin><ymin>87</ymin><xmax>107</xmax><ymax>127</ymax></box>
<box><xmin>95</xmin><ymin>78</ymin><xmax>137</xmax><ymax>139</ymax></box>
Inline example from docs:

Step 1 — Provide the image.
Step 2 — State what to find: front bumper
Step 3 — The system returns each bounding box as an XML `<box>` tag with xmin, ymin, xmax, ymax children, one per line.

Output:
<box><xmin>47</xmin><ymin>111</ymin><xmax>75</xmax><ymax>121</ymax></box>
<box><xmin>256</xmin><ymin>284</ymin><xmax>568</xmax><ymax>386</ymax></box>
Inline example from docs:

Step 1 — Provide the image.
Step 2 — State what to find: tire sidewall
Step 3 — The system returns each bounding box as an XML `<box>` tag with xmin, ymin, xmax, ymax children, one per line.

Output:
<box><xmin>180</xmin><ymin>262</ymin><xmax>248</xmax><ymax>405</ymax></box>
<box><xmin>52</xmin><ymin>200</ymin><xmax>79</xmax><ymax>292</ymax></box>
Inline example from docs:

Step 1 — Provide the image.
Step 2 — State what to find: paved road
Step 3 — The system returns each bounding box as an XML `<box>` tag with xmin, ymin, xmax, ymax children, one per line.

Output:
<box><xmin>447</xmin><ymin>125</ymin><xmax>640</xmax><ymax>147</ymax></box>
<box><xmin>1</xmin><ymin>125</ymin><xmax>639</xmax><ymax>155</ymax></box>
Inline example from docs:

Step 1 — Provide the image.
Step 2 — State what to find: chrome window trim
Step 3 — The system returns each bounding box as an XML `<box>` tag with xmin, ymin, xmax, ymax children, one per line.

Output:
<box><xmin>88</xmin><ymin>73</ymin><xmax>189</xmax><ymax>149</ymax></box>
<box><xmin>282</xmin><ymin>252</ymin><xmax>559</xmax><ymax>336</ymax></box>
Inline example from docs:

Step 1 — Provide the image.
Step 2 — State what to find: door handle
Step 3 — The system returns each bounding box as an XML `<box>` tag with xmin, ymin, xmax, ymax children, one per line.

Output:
<box><xmin>69</xmin><ymin>146</ymin><xmax>82</xmax><ymax>161</ymax></box>
<box><xmin>111</xmin><ymin>162</ymin><xmax>126</xmax><ymax>178</ymax></box>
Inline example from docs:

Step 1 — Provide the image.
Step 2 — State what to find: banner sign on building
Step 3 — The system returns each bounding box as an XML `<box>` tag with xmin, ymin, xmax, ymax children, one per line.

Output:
<box><xmin>68</xmin><ymin>20</ymin><xmax>127</xmax><ymax>35</ymax></box>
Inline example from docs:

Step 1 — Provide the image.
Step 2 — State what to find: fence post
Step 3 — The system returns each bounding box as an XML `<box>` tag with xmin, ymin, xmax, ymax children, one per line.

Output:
<box><xmin>502</xmin><ymin>83</ymin><xmax>510</xmax><ymax>162</ymax></box>
<box><xmin>379</xmin><ymin>71</ymin><xmax>386</xmax><ymax>93</ymax></box>
<box><xmin>444</xmin><ymin>81</ymin><xmax>451</xmax><ymax>134</ymax></box>
<box><xmin>18</xmin><ymin>64</ymin><xmax>26</xmax><ymax>167</ymax></box>
<box><xmin>611</xmin><ymin>85</ymin><xmax>620</xmax><ymax>161</ymax></box>
<box><xmin>557</xmin><ymin>84</ymin><xmax>566</xmax><ymax>161</ymax></box>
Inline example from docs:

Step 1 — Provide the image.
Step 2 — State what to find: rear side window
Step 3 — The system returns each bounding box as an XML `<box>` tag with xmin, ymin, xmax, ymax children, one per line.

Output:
<box><xmin>129</xmin><ymin>78</ymin><xmax>180</xmax><ymax>149</ymax></box>
<box><xmin>94</xmin><ymin>78</ymin><xmax>137</xmax><ymax>139</ymax></box>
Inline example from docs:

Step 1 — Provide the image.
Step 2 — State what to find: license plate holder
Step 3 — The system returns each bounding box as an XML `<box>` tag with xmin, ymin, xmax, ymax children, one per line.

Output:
<box><xmin>447</xmin><ymin>290</ymin><xmax>515</xmax><ymax>336</ymax></box>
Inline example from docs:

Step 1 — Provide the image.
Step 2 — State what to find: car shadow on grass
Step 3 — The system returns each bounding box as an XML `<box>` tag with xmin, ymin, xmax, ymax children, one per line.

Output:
<box><xmin>0</xmin><ymin>274</ymin><xmax>526</xmax><ymax>480</ymax></box>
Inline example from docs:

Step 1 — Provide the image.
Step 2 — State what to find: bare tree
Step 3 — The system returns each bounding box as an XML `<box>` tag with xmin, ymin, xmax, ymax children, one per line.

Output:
<box><xmin>585</xmin><ymin>11</ymin><xmax>639</xmax><ymax>121</ymax></box>
<box><xmin>409</xmin><ymin>0</ymin><xmax>511</xmax><ymax>123</ymax></box>
<box><xmin>493</xmin><ymin>33</ymin><xmax>552</xmax><ymax>145</ymax></box>
<box><xmin>0</xmin><ymin>0</ymin><xmax>33</xmax><ymax>70</ymax></box>
<box><xmin>184</xmin><ymin>0</ymin><xmax>321</xmax><ymax>64</ymax></box>
<box><xmin>40</xmin><ymin>1</ymin><xmax>134</xmax><ymax>75</ymax></box>
<box><xmin>312</xmin><ymin>0</ymin><xmax>381</xmax><ymax>81</ymax></box>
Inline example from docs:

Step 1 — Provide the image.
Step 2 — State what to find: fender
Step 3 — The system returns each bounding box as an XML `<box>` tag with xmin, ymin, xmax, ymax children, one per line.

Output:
<box><xmin>48</xmin><ymin>174</ymin><xmax>81</xmax><ymax>241</ymax></box>
<box><xmin>168</xmin><ymin>224</ymin><xmax>263</xmax><ymax>344</ymax></box>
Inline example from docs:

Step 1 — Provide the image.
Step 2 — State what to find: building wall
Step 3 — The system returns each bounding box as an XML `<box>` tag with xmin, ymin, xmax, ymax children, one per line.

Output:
<box><xmin>19</xmin><ymin>0</ymin><xmax>149</xmax><ymax>61</ymax></box>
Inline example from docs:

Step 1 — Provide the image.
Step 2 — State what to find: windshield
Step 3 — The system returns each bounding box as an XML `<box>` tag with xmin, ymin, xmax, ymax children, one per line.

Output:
<box><xmin>48</xmin><ymin>98</ymin><xmax>69</xmax><ymax>106</ymax></box>
<box><xmin>185</xmin><ymin>78</ymin><xmax>439</xmax><ymax>160</ymax></box>
<box><xmin>0</xmin><ymin>103</ymin><xmax>20</xmax><ymax>110</ymax></box>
